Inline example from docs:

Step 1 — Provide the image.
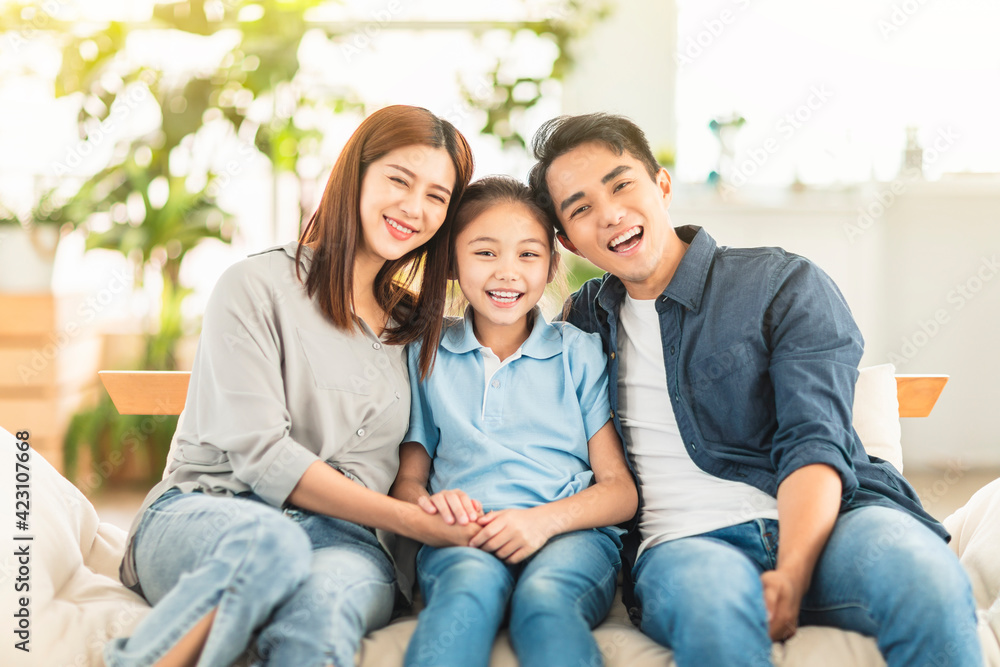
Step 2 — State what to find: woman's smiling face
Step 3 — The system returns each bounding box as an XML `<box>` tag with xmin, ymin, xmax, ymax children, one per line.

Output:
<box><xmin>357</xmin><ymin>144</ymin><xmax>456</xmax><ymax>264</ymax></box>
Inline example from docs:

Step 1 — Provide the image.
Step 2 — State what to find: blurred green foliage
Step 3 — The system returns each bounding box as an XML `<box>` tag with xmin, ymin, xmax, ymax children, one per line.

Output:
<box><xmin>1</xmin><ymin>0</ymin><xmax>610</xmax><ymax>485</ymax></box>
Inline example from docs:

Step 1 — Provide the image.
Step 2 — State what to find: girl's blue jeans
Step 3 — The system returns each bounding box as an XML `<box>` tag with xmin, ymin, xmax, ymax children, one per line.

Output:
<box><xmin>632</xmin><ymin>505</ymin><xmax>982</xmax><ymax>667</ymax></box>
<box><xmin>405</xmin><ymin>529</ymin><xmax>621</xmax><ymax>667</ymax></box>
<box><xmin>104</xmin><ymin>487</ymin><xmax>396</xmax><ymax>667</ymax></box>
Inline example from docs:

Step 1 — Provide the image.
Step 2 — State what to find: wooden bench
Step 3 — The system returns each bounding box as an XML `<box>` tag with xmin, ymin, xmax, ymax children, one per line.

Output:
<box><xmin>99</xmin><ymin>370</ymin><xmax>949</xmax><ymax>418</ymax></box>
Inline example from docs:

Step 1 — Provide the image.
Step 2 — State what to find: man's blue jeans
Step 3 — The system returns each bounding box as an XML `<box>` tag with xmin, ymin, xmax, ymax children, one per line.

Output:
<box><xmin>405</xmin><ymin>529</ymin><xmax>621</xmax><ymax>667</ymax></box>
<box><xmin>104</xmin><ymin>488</ymin><xmax>396</xmax><ymax>667</ymax></box>
<box><xmin>633</xmin><ymin>506</ymin><xmax>981</xmax><ymax>667</ymax></box>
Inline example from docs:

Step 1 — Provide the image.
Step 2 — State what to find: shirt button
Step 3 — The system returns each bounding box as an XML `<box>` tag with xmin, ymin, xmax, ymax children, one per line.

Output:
<box><xmin>491</xmin><ymin>379</ymin><xmax>500</xmax><ymax>388</ymax></box>
<box><xmin>610</xmin><ymin>351</ymin><xmax>616</xmax><ymax>360</ymax></box>
<box><xmin>394</xmin><ymin>391</ymin><xmax>400</xmax><ymax>399</ymax></box>
<box><xmin>690</xmin><ymin>442</ymin><xmax>697</xmax><ymax>451</ymax></box>
<box><xmin>674</xmin><ymin>393</ymin><xmax>679</xmax><ymax>401</ymax></box>
<box><xmin>610</xmin><ymin>409</ymin><xmax>616</xmax><ymax>419</ymax></box>
<box><xmin>357</xmin><ymin>428</ymin><xmax>366</xmax><ymax>437</ymax></box>
<box><xmin>670</xmin><ymin>346</ymin><xmax>676</xmax><ymax>355</ymax></box>
<box><xmin>372</xmin><ymin>342</ymin><xmax>381</xmax><ymax>350</ymax></box>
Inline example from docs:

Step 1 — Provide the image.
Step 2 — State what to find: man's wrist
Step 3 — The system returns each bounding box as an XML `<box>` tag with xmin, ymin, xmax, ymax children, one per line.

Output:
<box><xmin>774</xmin><ymin>562</ymin><xmax>811</xmax><ymax>595</ymax></box>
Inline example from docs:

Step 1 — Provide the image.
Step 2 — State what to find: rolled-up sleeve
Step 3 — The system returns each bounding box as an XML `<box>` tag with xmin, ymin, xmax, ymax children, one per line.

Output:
<box><xmin>766</xmin><ymin>257</ymin><xmax>863</xmax><ymax>505</ymax></box>
<box><xmin>185</xmin><ymin>256</ymin><xmax>319</xmax><ymax>507</ymax></box>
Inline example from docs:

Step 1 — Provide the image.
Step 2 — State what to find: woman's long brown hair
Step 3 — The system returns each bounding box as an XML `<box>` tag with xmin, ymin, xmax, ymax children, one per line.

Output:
<box><xmin>296</xmin><ymin>105</ymin><xmax>474</xmax><ymax>379</ymax></box>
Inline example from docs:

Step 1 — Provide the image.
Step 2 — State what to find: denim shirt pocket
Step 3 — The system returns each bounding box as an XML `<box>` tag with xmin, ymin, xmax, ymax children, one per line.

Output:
<box><xmin>686</xmin><ymin>342</ymin><xmax>771</xmax><ymax>444</ymax></box>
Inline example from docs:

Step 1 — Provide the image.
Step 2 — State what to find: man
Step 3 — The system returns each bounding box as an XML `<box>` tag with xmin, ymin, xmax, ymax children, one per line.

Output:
<box><xmin>527</xmin><ymin>113</ymin><xmax>980</xmax><ymax>667</ymax></box>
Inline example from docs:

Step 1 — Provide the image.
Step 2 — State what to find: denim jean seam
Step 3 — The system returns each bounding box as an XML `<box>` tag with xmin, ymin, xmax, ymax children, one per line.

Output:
<box><xmin>569</xmin><ymin>560</ymin><xmax>618</xmax><ymax>618</ymax></box>
<box><xmin>545</xmin><ymin>534</ymin><xmax>619</xmax><ymax>618</ymax></box>
<box><xmin>185</xmin><ymin>517</ymin><xmax>279</xmax><ymax>663</ymax></box>
<box><xmin>755</xmin><ymin>519</ymin><xmax>779</xmax><ymax>570</ymax></box>
<box><xmin>799</xmin><ymin>598</ymin><xmax>871</xmax><ymax>614</ymax></box>
<box><xmin>115</xmin><ymin>515</ymin><xmax>265</xmax><ymax>666</ymax></box>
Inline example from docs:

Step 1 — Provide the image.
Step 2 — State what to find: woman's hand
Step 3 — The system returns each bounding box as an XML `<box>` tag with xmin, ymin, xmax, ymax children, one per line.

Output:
<box><xmin>469</xmin><ymin>508</ymin><xmax>554</xmax><ymax>564</ymax></box>
<box><xmin>415</xmin><ymin>509</ymin><xmax>485</xmax><ymax>547</ymax></box>
<box><xmin>418</xmin><ymin>489</ymin><xmax>483</xmax><ymax>525</ymax></box>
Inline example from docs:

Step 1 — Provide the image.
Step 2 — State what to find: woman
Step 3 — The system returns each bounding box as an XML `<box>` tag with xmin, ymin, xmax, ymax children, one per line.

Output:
<box><xmin>105</xmin><ymin>105</ymin><xmax>476</xmax><ymax>667</ymax></box>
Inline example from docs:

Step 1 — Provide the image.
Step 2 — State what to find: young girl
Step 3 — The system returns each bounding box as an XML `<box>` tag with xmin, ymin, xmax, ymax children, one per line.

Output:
<box><xmin>105</xmin><ymin>106</ymin><xmax>477</xmax><ymax>667</ymax></box>
<box><xmin>391</xmin><ymin>176</ymin><xmax>638</xmax><ymax>667</ymax></box>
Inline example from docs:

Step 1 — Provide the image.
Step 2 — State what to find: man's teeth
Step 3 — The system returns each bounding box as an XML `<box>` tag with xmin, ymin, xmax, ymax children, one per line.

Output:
<box><xmin>609</xmin><ymin>227</ymin><xmax>641</xmax><ymax>249</ymax></box>
<box><xmin>488</xmin><ymin>291</ymin><xmax>522</xmax><ymax>303</ymax></box>
<box><xmin>386</xmin><ymin>217</ymin><xmax>414</xmax><ymax>234</ymax></box>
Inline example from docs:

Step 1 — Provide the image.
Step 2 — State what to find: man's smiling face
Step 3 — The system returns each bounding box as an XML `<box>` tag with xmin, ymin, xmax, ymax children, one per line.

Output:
<box><xmin>546</xmin><ymin>141</ymin><xmax>680</xmax><ymax>298</ymax></box>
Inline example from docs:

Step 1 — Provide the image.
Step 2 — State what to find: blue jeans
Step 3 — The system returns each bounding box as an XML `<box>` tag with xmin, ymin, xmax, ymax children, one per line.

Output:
<box><xmin>632</xmin><ymin>506</ymin><xmax>981</xmax><ymax>667</ymax></box>
<box><xmin>405</xmin><ymin>529</ymin><xmax>621</xmax><ymax>667</ymax></box>
<box><xmin>104</xmin><ymin>488</ymin><xmax>396</xmax><ymax>667</ymax></box>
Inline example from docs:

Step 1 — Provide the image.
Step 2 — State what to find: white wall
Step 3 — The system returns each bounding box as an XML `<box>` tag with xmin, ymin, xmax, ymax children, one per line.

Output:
<box><xmin>672</xmin><ymin>180</ymin><xmax>1000</xmax><ymax>470</ymax></box>
<box><xmin>561</xmin><ymin>0</ymin><xmax>678</xmax><ymax>160</ymax></box>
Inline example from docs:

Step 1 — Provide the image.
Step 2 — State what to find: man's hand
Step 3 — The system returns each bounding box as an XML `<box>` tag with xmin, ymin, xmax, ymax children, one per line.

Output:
<box><xmin>417</xmin><ymin>489</ymin><xmax>483</xmax><ymax>525</ymax></box>
<box><xmin>760</xmin><ymin>569</ymin><xmax>804</xmax><ymax>641</ymax></box>
<box><xmin>469</xmin><ymin>508</ymin><xmax>553</xmax><ymax>564</ymax></box>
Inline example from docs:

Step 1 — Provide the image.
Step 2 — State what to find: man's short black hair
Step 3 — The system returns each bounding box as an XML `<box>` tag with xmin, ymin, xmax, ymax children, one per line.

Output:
<box><xmin>527</xmin><ymin>113</ymin><xmax>661</xmax><ymax>233</ymax></box>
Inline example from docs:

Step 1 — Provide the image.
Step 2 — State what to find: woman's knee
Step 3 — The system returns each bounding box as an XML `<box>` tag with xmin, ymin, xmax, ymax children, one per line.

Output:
<box><xmin>207</xmin><ymin>508</ymin><xmax>313</xmax><ymax>599</ymax></box>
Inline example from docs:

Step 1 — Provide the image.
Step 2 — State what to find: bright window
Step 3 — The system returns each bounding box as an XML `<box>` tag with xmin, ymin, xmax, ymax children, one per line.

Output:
<box><xmin>674</xmin><ymin>0</ymin><xmax>1000</xmax><ymax>185</ymax></box>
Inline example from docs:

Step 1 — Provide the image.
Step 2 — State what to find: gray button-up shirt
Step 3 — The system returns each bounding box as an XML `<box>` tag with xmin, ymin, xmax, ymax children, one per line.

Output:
<box><xmin>120</xmin><ymin>242</ymin><xmax>411</xmax><ymax>588</ymax></box>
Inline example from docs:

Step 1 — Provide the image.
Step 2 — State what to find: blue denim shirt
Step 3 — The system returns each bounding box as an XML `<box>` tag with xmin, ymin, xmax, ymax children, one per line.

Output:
<box><xmin>565</xmin><ymin>225</ymin><xmax>947</xmax><ymax>543</ymax></box>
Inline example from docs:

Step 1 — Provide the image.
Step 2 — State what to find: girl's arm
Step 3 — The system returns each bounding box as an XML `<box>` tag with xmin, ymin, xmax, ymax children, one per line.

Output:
<box><xmin>470</xmin><ymin>420</ymin><xmax>637</xmax><ymax>563</ymax></box>
<box><xmin>390</xmin><ymin>442</ymin><xmax>483</xmax><ymax>526</ymax></box>
<box><xmin>287</xmin><ymin>460</ymin><xmax>480</xmax><ymax>547</ymax></box>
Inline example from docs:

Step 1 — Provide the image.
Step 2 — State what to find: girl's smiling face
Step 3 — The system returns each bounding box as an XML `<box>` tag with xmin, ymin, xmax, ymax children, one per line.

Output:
<box><xmin>454</xmin><ymin>202</ymin><xmax>557</xmax><ymax>339</ymax></box>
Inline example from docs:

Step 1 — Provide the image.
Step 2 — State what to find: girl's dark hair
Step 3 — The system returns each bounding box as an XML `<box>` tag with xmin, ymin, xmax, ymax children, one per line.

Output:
<box><xmin>296</xmin><ymin>105</ymin><xmax>474</xmax><ymax>379</ymax></box>
<box><xmin>527</xmin><ymin>113</ymin><xmax>661</xmax><ymax>233</ymax></box>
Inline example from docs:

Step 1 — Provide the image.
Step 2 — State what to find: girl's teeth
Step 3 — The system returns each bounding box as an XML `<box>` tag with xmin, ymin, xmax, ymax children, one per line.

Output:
<box><xmin>488</xmin><ymin>291</ymin><xmax>521</xmax><ymax>303</ymax></box>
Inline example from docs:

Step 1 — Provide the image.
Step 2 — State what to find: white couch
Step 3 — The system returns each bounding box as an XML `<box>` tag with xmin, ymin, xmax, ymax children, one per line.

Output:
<box><xmin>2</xmin><ymin>365</ymin><xmax>998</xmax><ymax>666</ymax></box>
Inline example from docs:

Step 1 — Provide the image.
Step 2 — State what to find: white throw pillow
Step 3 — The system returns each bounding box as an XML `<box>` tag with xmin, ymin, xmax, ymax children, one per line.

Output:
<box><xmin>0</xmin><ymin>427</ymin><xmax>149</xmax><ymax>667</ymax></box>
<box><xmin>852</xmin><ymin>364</ymin><xmax>904</xmax><ymax>473</ymax></box>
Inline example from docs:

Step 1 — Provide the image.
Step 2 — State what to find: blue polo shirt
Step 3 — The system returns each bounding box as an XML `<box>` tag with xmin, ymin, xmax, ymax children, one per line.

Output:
<box><xmin>404</xmin><ymin>307</ymin><xmax>613</xmax><ymax>512</ymax></box>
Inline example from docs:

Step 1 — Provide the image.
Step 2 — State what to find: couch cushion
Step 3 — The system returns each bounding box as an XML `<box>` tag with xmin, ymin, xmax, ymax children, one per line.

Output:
<box><xmin>944</xmin><ymin>477</ymin><xmax>1000</xmax><ymax>664</ymax></box>
<box><xmin>0</xmin><ymin>428</ymin><xmax>149</xmax><ymax>667</ymax></box>
<box><xmin>852</xmin><ymin>364</ymin><xmax>903</xmax><ymax>472</ymax></box>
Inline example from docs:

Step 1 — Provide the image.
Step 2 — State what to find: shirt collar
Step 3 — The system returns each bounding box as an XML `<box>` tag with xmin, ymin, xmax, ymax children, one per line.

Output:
<box><xmin>441</xmin><ymin>305</ymin><xmax>563</xmax><ymax>360</ymax></box>
<box><xmin>252</xmin><ymin>241</ymin><xmax>313</xmax><ymax>272</ymax></box>
<box><xmin>596</xmin><ymin>225</ymin><xmax>716</xmax><ymax>314</ymax></box>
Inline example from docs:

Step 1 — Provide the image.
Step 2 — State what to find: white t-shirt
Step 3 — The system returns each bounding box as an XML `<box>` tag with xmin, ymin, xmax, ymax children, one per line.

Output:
<box><xmin>616</xmin><ymin>294</ymin><xmax>778</xmax><ymax>557</ymax></box>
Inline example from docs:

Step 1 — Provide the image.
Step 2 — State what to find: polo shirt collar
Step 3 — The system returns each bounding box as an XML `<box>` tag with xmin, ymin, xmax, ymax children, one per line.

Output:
<box><xmin>441</xmin><ymin>305</ymin><xmax>562</xmax><ymax>360</ymax></box>
<box><xmin>596</xmin><ymin>225</ymin><xmax>716</xmax><ymax>314</ymax></box>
